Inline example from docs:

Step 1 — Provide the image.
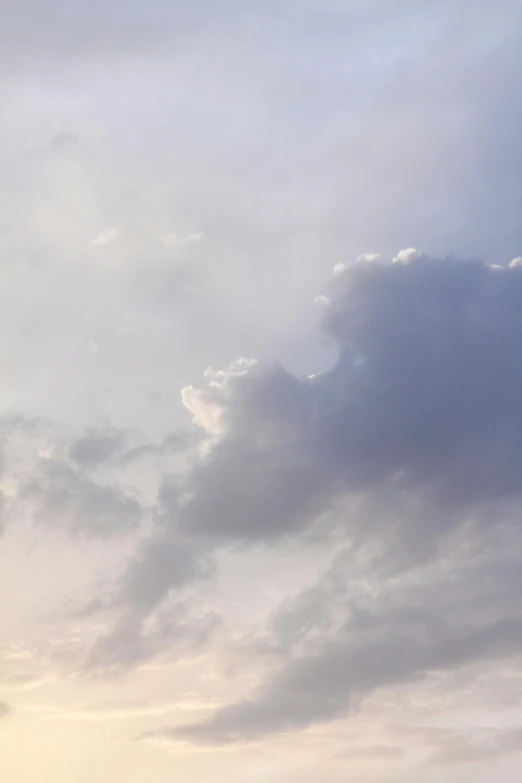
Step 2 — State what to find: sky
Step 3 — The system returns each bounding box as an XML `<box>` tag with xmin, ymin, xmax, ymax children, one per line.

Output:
<box><xmin>2</xmin><ymin>1</ymin><xmax>522</xmax><ymax>781</ymax></box>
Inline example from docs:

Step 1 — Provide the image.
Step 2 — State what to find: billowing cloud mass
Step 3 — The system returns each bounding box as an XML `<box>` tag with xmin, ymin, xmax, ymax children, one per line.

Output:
<box><xmin>78</xmin><ymin>253</ymin><xmax>522</xmax><ymax>744</ymax></box>
<box><xmin>4</xmin><ymin>2</ymin><xmax>522</xmax><ymax>781</ymax></box>
<box><xmin>122</xmin><ymin>253</ymin><xmax>522</xmax><ymax>585</ymax></box>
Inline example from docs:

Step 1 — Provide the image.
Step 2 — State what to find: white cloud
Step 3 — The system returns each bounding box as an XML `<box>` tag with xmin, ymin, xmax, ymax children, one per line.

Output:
<box><xmin>88</xmin><ymin>228</ymin><xmax>120</xmax><ymax>247</ymax></box>
<box><xmin>314</xmin><ymin>294</ymin><xmax>330</xmax><ymax>308</ymax></box>
<box><xmin>162</xmin><ymin>232</ymin><xmax>203</xmax><ymax>249</ymax></box>
<box><xmin>356</xmin><ymin>252</ymin><xmax>380</xmax><ymax>263</ymax></box>
<box><xmin>391</xmin><ymin>247</ymin><xmax>423</xmax><ymax>264</ymax></box>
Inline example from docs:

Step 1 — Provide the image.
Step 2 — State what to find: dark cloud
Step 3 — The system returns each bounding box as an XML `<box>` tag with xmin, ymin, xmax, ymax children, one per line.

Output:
<box><xmin>319</xmin><ymin>254</ymin><xmax>522</xmax><ymax>501</ymax></box>
<box><xmin>156</xmin><ymin>254</ymin><xmax>522</xmax><ymax>553</ymax></box>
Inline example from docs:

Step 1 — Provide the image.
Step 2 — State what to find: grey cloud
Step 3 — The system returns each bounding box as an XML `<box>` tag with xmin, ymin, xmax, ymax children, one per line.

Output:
<box><xmin>165</xmin><ymin>256</ymin><xmax>522</xmax><ymax>546</ymax></box>
<box><xmin>20</xmin><ymin>458</ymin><xmax>142</xmax><ymax>538</ymax></box>
<box><xmin>83</xmin><ymin>537</ymin><xmax>216</xmax><ymax>672</ymax></box>
<box><xmin>167</xmin><ymin>553</ymin><xmax>522</xmax><ymax>743</ymax></box>
<box><xmin>85</xmin><ymin>599</ymin><xmax>220</xmax><ymax>674</ymax></box>
<box><xmin>69</xmin><ymin>427</ymin><xmax>126</xmax><ymax>466</ymax></box>
<box><xmin>120</xmin><ymin>538</ymin><xmax>213</xmax><ymax>614</ymax></box>
<box><xmin>427</xmin><ymin>726</ymin><xmax>522</xmax><ymax>766</ymax></box>
<box><xmin>318</xmin><ymin>255</ymin><xmax>522</xmax><ymax>500</ymax></box>
<box><xmin>94</xmin><ymin>254</ymin><xmax>522</xmax><ymax>671</ymax></box>
<box><xmin>117</xmin><ymin>426</ymin><xmax>202</xmax><ymax>466</ymax></box>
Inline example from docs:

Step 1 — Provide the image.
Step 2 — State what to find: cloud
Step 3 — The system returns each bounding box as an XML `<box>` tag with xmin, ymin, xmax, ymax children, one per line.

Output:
<box><xmin>3</xmin><ymin>1</ymin><xmax>522</xmax><ymax>775</ymax></box>
<box><xmin>19</xmin><ymin>457</ymin><xmax>142</xmax><ymax>538</ymax></box>
<box><xmin>83</xmin><ymin>536</ymin><xmax>218</xmax><ymax>672</ymax></box>
<box><xmin>51</xmin><ymin>131</ymin><xmax>78</xmax><ymax>151</ymax></box>
<box><xmin>391</xmin><ymin>247</ymin><xmax>424</xmax><ymax>264</ymax></box>
<box><xmin>152</xmin><ymin>252</ymin><xmax>522</xmax><ymax>552</ymax></box>
<box><xmin>69</xmin><ymin>427</ymin><xmax>126</xmax><ymax>467</ymax></box>
<box><xmin>113</xmin><ymin>250</ymin><xmax>522</xmax><ymax>737</ymax></box>
<box><xmin>162</xmin><ymin>232</ymin><xmax>203</xmax><ymax>249</ymax></box>
<box><xmin>163</xmin><ymin>550</ymin><xmax>522</xmax><ymax>743</ymax></box>
<box><xmin>85</xmin><ymin>598</ymin><xmax>220</xmax><ymax>674</ymax></box>
<box><xmin>88</xmin><ymin>229</ymin><xmax>119</xmax><ymax>247</ymax></box>
<box><xmin>427</xmin><ymin>726</ymin><xmax>522</xmax><ymax>765</ymax></box>
<box><xmin>314</xmin><ymin>294</ymin><xmax>331</xmax><ymax>309</ymax></box>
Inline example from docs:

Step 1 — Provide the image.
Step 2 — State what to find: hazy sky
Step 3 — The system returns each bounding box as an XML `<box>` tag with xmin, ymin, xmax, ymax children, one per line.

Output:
<box><xmin>2</xmin><ymin>2</ymin><xmax>522</xmax><ymax>781</ymax></box>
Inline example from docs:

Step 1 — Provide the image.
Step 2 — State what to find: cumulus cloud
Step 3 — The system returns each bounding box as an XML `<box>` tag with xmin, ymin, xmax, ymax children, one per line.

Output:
<box><xmin>106</xmin><ymin>250</ymin><xmax>522</xmax><ymax>738</ymax></box>
<box><xmin>4</xmin><ymin>0</ymin><xmax>522</xmax><ymax>775</ymax></box>
<box><xmin>154</xmin><ymin>251</ymin><xmax>522</xmax><ymax>551</ymax></box>
<box><xmin>391</xmin><ymin>246</ymin><xmax>424</xmax><ymax>264</ymax></box>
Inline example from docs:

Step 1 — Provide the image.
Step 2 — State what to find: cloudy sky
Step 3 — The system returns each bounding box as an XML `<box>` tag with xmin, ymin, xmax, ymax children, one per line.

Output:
<box><xmin>2</xmin><ymin>1</ymin><xmax>522</xmax><ymax>781</ymax></box>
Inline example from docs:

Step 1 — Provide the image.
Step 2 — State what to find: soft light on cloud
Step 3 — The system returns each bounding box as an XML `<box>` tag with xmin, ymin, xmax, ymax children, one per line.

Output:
<box><xmin>392</xmin><ymin>247</ymin><xmax>423</xmax><ymax>264</ymax></box>
<box><xmin>162</xmin><ymin>232</ymin><xmax>203</xmax><ymax>249</ymax></box>
<box><xmin>88</xmin><ymin>228</ymin><xmax>120</xmax><ymax>247</ymax></box>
